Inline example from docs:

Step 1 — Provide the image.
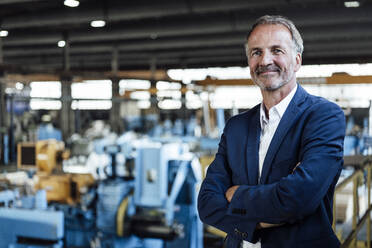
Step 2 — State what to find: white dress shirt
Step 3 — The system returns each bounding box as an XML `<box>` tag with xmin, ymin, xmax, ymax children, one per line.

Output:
<box><xmin>242</xmin><ymin>84</ymin><xmax>297</xmax><ymax>248</ymax></box>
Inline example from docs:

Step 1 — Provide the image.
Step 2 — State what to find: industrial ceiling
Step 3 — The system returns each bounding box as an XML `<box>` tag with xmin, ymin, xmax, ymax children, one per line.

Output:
<box><xmin>0</xmin><ymin>0</ymin><xmax>372</xmax><ymax>75</ymax></box>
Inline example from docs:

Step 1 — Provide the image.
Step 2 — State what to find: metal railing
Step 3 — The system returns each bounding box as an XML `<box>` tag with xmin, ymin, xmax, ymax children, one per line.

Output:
<box><xmin>333</xmin><ymin>155</ymin><xmax>372</xmax><ymax>248</ymax></box>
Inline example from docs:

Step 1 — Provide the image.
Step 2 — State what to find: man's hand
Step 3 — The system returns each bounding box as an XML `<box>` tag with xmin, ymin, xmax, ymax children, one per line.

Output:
<box><xmin>225</xmin><ymin>185</ymin><xmax>239</xmax><ymax>202</ymax></box>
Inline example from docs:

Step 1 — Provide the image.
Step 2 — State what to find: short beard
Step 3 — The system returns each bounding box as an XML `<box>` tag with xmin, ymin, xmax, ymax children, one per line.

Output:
<box><xmin>253</xmin><ymin>64</ymin><xmax>295</xmax><ymax>92</ymax></box>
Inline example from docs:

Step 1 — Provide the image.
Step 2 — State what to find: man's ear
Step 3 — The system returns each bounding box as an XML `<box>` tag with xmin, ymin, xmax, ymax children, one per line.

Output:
<box><xmin>294</xmin><ymin>53</ymin><xmax>302</xmax><ymax>72</ymax></box>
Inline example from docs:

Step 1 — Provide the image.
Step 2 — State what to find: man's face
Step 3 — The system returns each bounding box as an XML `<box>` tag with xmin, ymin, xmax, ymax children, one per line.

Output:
<box><xmin>246</xmin><ymin>24</ymin><xmax>301</xmax><ymax>91</ymax></box>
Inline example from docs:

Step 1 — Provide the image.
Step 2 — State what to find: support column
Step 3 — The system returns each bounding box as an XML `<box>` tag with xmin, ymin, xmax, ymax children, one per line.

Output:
<box><xmin>0</xmin><ymin>35</ymin><xmax>5</xmax><ymax>129</ymax></box>
<box><xmin>0</xmin><ymin>33</ymin><xmax>7</xmax><ymax>164</ymax></box>
<box><xmin>110</xmin><ymin>46</ymin><xmax>121</xmax><ymax>133</ymax></box>
<box><xmin>140</xmin><ymin>57</ymin><xmax>159</xmax><ymax>132</ymax></box>
<box><xmin>150</xmin><ymin>79</ymin><xmax>157</xmax><ymax>109</ymax></box>
<box><xmin>63</xmin><ymin>32</ymin><xmax>70</xmax><ymax>72</ymax></box>
<box><xmin>110</xmin><ymin>77</ymin><xmax>121</xmax><ymax>133</ymax></box>
<box><xmin>369</xmin><ymin>100</ymin><xmax>372</xmax><ymax>136</ymax></box>
<box><xmin>60</xmin><ymin>75</ymin><xmax>72</xmax><ymax>141</ymax></box>
<box><xmin>0</xmin><ymin>77</ymin><xmax>6</xmax><ymax>165</ymax></box>
<box><xmin>60</xmin><ymin>32</ymin><xmax>73</xmax><ymax>140</ymax></box>
<box><xmin>111</xmin><ymin>46</ymin><xmax>119</xmax><ymax>74</ymax></box>
<box><xmin>0</xmin><ymin>77</ymin><xmax>6</xmax><ymax>129</ymax></box>
<box><xmin>0</xmin><ymin>35</ymin><xmax>3</xmax><ymax>64</ymax></box>
<box><xmin>149</xmin><ymin>57</ymin><xmax>158</xmax><ymax>109</ymax></box>
<box><xmin>202</xmin><ymin>96</ymin><xmax>211</xmax><ymax>137</ymax></box>
<box><xmin>181</xmin><ymin>83</ymin><xmax>187</xmax><ymax>119</ymax></box>
<box><xmin>8</xmin><ymin>94</ymin><xmax>16</xmax><ymax>162</ymax></box>
<box><xmin>74</xmin><ymin>108</ymin><xmax>81</xmax><ymax>135</ymax></box>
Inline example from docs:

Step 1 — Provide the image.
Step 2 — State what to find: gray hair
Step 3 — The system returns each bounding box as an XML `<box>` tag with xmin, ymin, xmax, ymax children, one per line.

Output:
<box><xmin>246</xmin><ymin>15</ymin><xmax>304</xmax><ymax>56</ymax></box>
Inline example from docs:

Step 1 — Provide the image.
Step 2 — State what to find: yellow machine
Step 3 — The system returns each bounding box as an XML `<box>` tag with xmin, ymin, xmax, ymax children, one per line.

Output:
<box><xmin>35</xmin><ymin>173</ymin><xmax>94</xmax><ymax>204</ymax></box>
<box><xmin>17</xmin><ymin>139</ymin><xmax>94</xmax><ymax>204</ymax></box>
<box><xmin>36</xmin><ymin>140</ymin><xmax>67</xmax><ymax>174</ymax></box>
<box><xmin>17</xmin><ymin>140</ymin><xmax>68</xmax><ymax>173</ymax></box>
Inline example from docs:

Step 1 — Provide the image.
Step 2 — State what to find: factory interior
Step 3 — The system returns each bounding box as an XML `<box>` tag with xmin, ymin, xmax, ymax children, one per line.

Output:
<box><xmin>0</xmin><ymin>0</ymin><xmax>372</xmax><ymax>247</ymax></box>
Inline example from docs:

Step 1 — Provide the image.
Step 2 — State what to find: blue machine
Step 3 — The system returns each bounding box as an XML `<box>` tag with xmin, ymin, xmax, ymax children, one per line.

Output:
<box><xmin>0</xmin><ymin>208</ymin><xmax>64</xmax><ymax>248</ymax></box>
<box><xmin>0</xmin><ymin>190</ymin><xmax>64</xmax><ymax>248</ymax></box>
<box><xmin>131</xmin><ymin>142</ymin><xmax>203</xmax><ymax>248</ymax></box>
<box><xmin>91</xmin><ymin>141</ymin><xmax>203</xmax><ymax>248</ymax></box>
<box><xmin>53</xmin><ymin>204</ymin><xmax>95</xmax><ymax>248</ymax></box>
<box><xmin>37</xmin><ymin>124</ymin><xmax>62</xmax><ymax>141</ymax></box>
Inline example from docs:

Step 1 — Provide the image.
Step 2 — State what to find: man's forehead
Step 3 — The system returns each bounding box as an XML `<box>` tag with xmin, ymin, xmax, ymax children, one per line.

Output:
<box><xmin>249</xmin><ymin>23</ymin><xmax>291</xmax><ymax>37</ymax></box>
<box><xmin>247</xmin><ymin>24</ymin><xmax>292</xmax><ymax>46</ymax></box>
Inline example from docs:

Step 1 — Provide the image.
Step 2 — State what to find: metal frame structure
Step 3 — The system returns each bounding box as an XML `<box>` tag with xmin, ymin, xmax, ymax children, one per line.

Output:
<box><xmin>333</xmin><ymin>156</ymin><xmax>372</xmax><ymax>248</ymax></box>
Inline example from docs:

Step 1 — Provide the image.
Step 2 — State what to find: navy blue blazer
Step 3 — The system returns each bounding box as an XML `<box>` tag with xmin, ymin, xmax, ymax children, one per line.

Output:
<box><xmin>198</xmin><ymin>85</ymin><xmax>345</xmax><ymax>248</ymax></box>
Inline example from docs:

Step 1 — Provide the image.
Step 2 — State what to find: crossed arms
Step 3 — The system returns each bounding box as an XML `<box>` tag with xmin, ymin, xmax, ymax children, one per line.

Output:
<box><xmin>197</xmin><ymin>102</ymin><xmax>345</xmax><ymax>242</ymax></box>
<box><xmin>225</xmin><ymin>162</ymin><xmax>300</xmax><ymax>229</ymax></box>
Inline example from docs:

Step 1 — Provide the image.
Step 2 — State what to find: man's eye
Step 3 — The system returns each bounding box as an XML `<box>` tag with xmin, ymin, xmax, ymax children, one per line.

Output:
<box><xmin>251</xmin><ymin>51</ymin><xmax>261</xmax><ymax>56</ymax></box>
<box><xmin>273</xmin><ymin>49</ymin><xmax>283</xmax><ymax>54</ymax></box>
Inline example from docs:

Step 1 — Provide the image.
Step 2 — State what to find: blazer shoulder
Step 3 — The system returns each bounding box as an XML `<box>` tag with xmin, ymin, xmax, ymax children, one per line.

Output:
<box><xmin>295</xmin><ymin>85</ymin><xmax>343</xmax><ymax>117</ymax></box>
<box><xmin>306</xmin><ymin>94</ymin><xmax>344</xmax><ymax>115</ymax></box>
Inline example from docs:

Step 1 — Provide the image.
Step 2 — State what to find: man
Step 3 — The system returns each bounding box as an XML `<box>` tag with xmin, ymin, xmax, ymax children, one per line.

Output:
<box><xmin>197</xmin><ymin>15</ymin><xmax>345</xmax><ymax>248</ymax></box>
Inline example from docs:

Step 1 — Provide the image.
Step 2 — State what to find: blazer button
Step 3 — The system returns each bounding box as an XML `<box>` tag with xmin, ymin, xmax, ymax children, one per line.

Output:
<box><xmin>234</xmin><ymin>228</ymin><xmax>239</xmax><ymax>234</ymax></box>
<box><xmin>242</xmin><ymin>232</ymin><xmax>247</xmax><ymax>238</ymax></box>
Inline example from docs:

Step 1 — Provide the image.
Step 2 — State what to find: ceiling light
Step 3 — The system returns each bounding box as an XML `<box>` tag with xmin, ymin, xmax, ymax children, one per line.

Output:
<box><xmin>344</xmin><ymin>1</ymin><xmax>360</xmax><ymax>7</ymax></box>
<box><xmin>58</xmin><ymin>40</ymin><xmax>66</xmax><ymax>48</ymax></box>
<box><xmin>64</xmin><ymin>0</ymin><xmax>79</xmax><ymax>7</ymax></box>
<box><xmin>90</xmin><ymin>20</ymin><xmax>106</xmax><ymax>28</ymax></box>
<box><xmin>0</xmin><ymin>30</ymin><xmax>8</xmax><ymax>37</ymax></box>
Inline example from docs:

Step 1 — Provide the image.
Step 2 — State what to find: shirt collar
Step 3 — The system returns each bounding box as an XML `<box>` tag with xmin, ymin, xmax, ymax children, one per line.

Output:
<box><xmin>260</xmin><ymin>83</ymin><xmax>298</xmax><ymax>128</ymax></box>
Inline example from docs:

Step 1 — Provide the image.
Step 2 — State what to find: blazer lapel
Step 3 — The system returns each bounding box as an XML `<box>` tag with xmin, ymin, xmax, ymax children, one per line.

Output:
<box><xmin>259</xmin><ymin>85</ymin><xmax>308</xmax><ymax>184</ymax></box>
<box><xmin>246</xmin><ymin>107</ymin><xmax>261</xmax><ymax>185</ymax></box>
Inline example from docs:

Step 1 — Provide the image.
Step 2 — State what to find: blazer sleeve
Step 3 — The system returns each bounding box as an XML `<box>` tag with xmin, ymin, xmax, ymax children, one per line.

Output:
<box><xmin>226</xmin><ymin>101</ymin><xmax>345</xmax><ymax>224</ymax></box>
<box><xmin>198</xmin><ymin>130</ymin><xmax>259</xmax><ymax>242</ymax></box>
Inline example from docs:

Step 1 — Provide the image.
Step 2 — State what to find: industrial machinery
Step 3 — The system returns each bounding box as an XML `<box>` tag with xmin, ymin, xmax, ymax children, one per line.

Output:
<box><xmin>12</xmin><ymin>137</ymin><xmax>203</xmax><ymax>248</ymax></box>
<box><xmin>17</xmin><ymin>139</ymin><xmax>95</xmax><ymax>204</ymax></box>
<box><xmin>90</xmin><ymin>140</ymin><xmax>203</xmax><ymax>248</ymax></box>
<box><xmin>35</xmin><ymin>172</ymin><xmax>95</xmax><ymax>204</ymax></box>
<box><xmin>62</xmin><ymin>132</ymin><xmax>137</xmax><ymax>180</ymax></box>
<box><xmin>0</xmin><ymin>189</ymin><xmax>64</xmax><ymax>248</ymax></box>
<box><xmin>17</xmin><ymin>139</ymin><xmax>68</xmax><ymax>173</ymax></box>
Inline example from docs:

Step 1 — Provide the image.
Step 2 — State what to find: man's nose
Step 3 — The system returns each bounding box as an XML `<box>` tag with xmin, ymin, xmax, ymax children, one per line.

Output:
<box><xmin>259</xmin><ymin>51</ymin><xmax>273</xmax><ymax>66</ymax></box>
